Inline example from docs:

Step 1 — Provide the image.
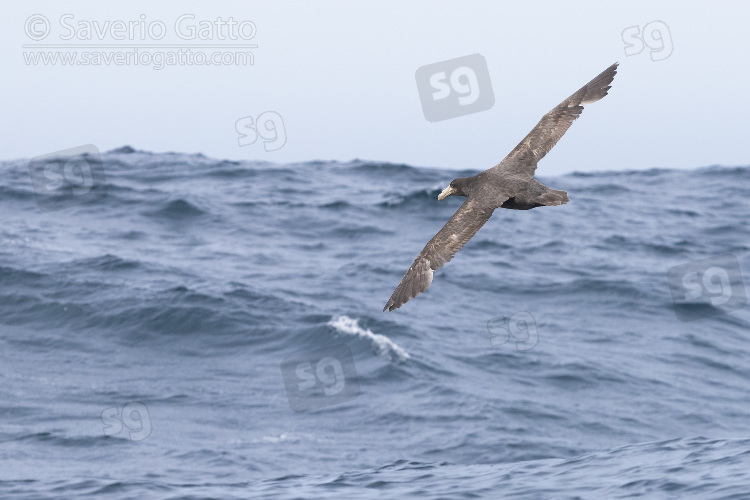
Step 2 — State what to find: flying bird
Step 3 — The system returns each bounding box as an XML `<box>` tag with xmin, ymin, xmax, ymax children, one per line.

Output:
<box><xmin>383</xmin><ymin>62</ymin><xmax>618</xmax><ymax>312</ymax></box>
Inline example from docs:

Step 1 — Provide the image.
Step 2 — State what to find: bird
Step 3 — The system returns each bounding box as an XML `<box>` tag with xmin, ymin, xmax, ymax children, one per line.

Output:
<box><xmin>383</xmin><ymin>62</ymin><xmax>618</xmax><ymax>312</ymax></box>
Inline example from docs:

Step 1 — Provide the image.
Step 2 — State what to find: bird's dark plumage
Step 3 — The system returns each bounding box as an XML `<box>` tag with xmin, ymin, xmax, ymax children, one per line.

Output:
<box><xmin>383</xmin><ymin>63</ymin><xmax>618</xmax><ymax>312</ymax></box>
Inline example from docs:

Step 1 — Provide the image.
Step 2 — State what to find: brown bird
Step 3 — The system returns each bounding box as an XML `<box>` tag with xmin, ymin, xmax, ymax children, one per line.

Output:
<box><xmin>384</xmin><ymin>62</ymin><xmax>618</xmax><ymax>312</ymax></box>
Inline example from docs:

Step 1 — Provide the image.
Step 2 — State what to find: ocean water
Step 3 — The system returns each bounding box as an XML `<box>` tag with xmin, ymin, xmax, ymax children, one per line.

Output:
<box><xmin>2</xmin><ymin>147</ymin><xmax>750</xmax><ymax>499</ymax></box>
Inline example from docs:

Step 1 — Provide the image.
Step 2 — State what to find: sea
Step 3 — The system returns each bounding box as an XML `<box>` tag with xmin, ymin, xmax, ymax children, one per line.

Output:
<box><xmin>2</xmin><ymin>146</ymin><xmax>750</xmax><ymax>499</ymax></box>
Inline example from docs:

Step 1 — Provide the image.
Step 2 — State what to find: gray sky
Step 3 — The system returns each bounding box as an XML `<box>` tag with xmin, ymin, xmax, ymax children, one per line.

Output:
<box><xmin>2</xmin><ymin>1</ymin><xmax>748</xmax><ymax>174</ymax></box>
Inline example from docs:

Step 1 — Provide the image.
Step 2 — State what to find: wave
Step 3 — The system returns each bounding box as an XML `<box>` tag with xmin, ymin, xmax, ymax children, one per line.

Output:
<box><xmin>328</xmin><ymin>315</ymin><xmax>410</xmax><ymax>362</ymax></box>
<box><xmin>378</xmin><ymin>186</ymin><xmax>444</xmax><ymax>208</ymax></box>
<box><xmin>4</xmin><ymin>149</ymin><xmax>750</xmax><ymax>498</ymax></box>
<box><xmin>300</xmin><ymin>436</ymin><xmax>750</xmax><ymax>498</ymax></box>
<box><xmin>143</xmin><ymin>198</ymin><xmax>207</xmax><ymax>219</ymax></box>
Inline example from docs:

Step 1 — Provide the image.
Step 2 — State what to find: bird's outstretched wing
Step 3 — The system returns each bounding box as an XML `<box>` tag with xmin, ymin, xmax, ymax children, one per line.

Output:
<box><xmin>494</xmin><ymin>62</ymin><xmax>618</xmax><ymax>179</ymax></box>
<box><xmin>383</xmin><ymin>197</ymin><xmax>502</xmax><ymax>312</ymax></box>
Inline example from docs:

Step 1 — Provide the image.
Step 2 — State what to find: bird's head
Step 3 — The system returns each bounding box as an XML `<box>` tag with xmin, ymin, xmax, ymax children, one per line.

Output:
<box><xmin>438</xmin><ymin>177</ymin><xmax>471</xmax><ymax>201</ymax></box>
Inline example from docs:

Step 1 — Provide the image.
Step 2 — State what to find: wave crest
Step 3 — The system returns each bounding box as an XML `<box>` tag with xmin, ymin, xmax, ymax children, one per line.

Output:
<box><xmin>328</xmin><ymin>315</ymin><xmax>410</xmax><ymax>362</ymax></box>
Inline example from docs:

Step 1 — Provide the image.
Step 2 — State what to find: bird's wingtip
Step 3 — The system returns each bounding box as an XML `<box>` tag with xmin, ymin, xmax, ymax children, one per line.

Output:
<box><xmin>383</xmin><ymin>298</ymin><xmax>400</xmax><ymax>312</ymax></box>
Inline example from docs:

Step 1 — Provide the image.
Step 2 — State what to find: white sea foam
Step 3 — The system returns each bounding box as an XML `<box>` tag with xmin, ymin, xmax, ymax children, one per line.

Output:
<box><xmin>328</xmin><ymin>315</ymin><xmax>410</xmax><ymax>362</ymax></box>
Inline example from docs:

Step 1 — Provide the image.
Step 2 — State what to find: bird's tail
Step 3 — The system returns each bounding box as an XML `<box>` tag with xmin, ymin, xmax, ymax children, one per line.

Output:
<box><xmin>540</xmin><ymin>190</ymin><xmax>569</xmax><ymax>206</ymax></box>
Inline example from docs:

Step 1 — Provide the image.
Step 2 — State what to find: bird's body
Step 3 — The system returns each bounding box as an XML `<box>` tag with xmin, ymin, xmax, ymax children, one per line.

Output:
<box><xmin>383</xmin><ymin>62</ymin><xmax>618</xmax><ymax>312</ymax></box>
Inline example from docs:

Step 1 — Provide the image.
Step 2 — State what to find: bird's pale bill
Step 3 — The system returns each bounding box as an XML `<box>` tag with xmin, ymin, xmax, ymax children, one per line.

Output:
<box><xmin>438</xmin><ymin>185</ymin><xmax>456</xmax><ymax>201</ymax></box>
